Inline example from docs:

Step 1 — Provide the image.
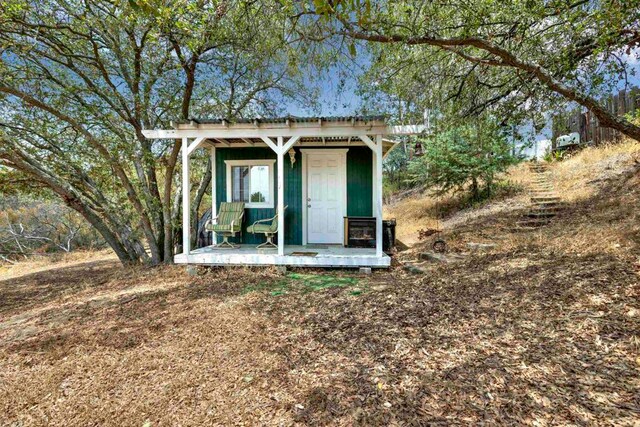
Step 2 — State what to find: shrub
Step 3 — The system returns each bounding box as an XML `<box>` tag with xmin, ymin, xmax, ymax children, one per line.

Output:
<box><xmin>408</xmin><ymin>117</ymin><xmax>519</xmax><ymax>200</ymax></box>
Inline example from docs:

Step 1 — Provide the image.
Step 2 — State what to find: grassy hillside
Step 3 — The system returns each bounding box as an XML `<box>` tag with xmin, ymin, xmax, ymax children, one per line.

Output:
<box><xmin>386</xmin><ymin>140</ymin><xmax>640</xmax><ymax>256</ymax></box>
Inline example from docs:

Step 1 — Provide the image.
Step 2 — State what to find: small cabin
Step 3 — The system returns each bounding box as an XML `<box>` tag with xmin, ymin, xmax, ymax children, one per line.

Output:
<box><xmin>143</xmin><ymin>116</ymin><xmax>423</xmax><ymax>268</ymax></box>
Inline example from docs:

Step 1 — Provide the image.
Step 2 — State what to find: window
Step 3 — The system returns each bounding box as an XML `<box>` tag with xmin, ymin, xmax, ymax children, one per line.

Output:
<box><xmin>225</xmin><ymin>159</ymin><xmax>275</xmax><ymax>208</ymax></box>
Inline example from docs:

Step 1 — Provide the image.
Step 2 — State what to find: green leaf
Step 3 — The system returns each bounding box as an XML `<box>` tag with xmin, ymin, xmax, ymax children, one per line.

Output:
<box><xmin>348</xmin><ymin>42</ymin><xmax>357</xmax><ymax>57</ymax></box>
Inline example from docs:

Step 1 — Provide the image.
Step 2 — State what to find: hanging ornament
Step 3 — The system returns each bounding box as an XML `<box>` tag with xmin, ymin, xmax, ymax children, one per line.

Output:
<box><xmin>288</xmin><ymin>148</ymin><xmax>296</xmax><ymax>168</ymax></box>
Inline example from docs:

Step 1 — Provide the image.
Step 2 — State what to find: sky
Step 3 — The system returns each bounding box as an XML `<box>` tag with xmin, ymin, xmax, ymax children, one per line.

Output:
<box><xmin>287</xmin><ymin>75</ymin><xmax>362</xmax><ymax>117</ymax></box>
<box><xmin>283</xmin><ymin>47</ymin><xmax>640</xmax><ymax>155</ymax></box>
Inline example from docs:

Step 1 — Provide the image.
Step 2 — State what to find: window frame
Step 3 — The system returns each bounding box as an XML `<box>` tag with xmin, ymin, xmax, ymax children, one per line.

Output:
<box><xmin>224</xmin><ymin>159</ymin><xmax>276</xmax><ymax>208</ymax></box>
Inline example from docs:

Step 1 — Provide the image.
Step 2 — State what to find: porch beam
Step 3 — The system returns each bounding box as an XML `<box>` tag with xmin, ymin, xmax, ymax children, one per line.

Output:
<box><xmin>276</xmin><ymin>137</ymin><xmax>285</xmax><ymax>256</ymax></box>
<box><xmin>374</xmin><ymin>135</ymin><xmax>384</xmax><ymax>258</ymax></box>
<box><xmin>261</xmin><ymin>136</ymin><xmax>279</xmax><ymax>153</ymax></box>
<box><xmin>186</xmin><ymin>137</ymin><xmax>207</xmax><ymax>155</ymax></box>
<box><xmin>359</xmin><ymin>134</ymin><xmax>377</xmax><ymax>151</ymax></box>
<box><xmin>282</xmin><ymin>136</ymin><xmax>300</xmax><ymax>153</ymax></box>
<box><xmin>213</xmin><ymin>138</ymin><xmax>230</xmax><ymax>147</ymax></box>
<box><xmin>182</xmin><ymin>137</ymin><xmax>191</xmax><ymax>257</ymax></box>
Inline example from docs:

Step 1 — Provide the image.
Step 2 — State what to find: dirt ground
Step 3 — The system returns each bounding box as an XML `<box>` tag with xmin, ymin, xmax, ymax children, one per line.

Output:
<box><xmin>1</xmin><ymin>147</ymin><xmax>639</xmax><ymax>426</ymax></box>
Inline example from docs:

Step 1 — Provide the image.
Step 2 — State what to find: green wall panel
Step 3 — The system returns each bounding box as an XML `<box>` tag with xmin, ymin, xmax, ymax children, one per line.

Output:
<box><xmin>214</xmin><ymin>146</ymin><xmax>372</xmax><ymax>245</ymax></box>
<box><xmin>347</xmin><ymin>147</ymin><xmax>373</xmax><ymax>217</ymax></box>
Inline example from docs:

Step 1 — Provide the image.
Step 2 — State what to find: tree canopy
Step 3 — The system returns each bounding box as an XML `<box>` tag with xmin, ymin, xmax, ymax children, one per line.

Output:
<box><xmin>303</xmin><ymin>0</ymin><xmax>640</xmax><ymax>140</ymax></box>
<box><xmin>1</xmin><ymin>0</ymin><xmax>638</xmax><ymax>265</ymax></box>
<box><xmin>0</xmin><ymin>0</ymin><xmax>316</xmax><ymax>265</ymax></box>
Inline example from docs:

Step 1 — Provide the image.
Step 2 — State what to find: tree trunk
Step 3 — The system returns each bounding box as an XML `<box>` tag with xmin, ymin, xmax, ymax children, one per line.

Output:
<box><xmin>0</xmin><ymin>148</ymin><xmax>143</xmax><ymax>264</ymax></box>
<box><xmin>162</xmin><ymin>139</ymin><xmax>183</xmax><ymax>263</ymax></box>
<box><xmin>471</xmin><ymin>176</ymin><xmax>479</xmax><ymax>201</ymax></box>
<box><xmin>191</xmin><ymin>157</ymin><xmax>212</xmax><ymax>248</ymax></box>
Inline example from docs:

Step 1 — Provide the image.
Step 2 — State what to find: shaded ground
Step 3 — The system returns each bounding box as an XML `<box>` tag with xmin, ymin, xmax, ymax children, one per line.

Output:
<box><xmin>1</xmin><ymin>155</ymin><xmax>639</xmax><ymax>426</ymax></box>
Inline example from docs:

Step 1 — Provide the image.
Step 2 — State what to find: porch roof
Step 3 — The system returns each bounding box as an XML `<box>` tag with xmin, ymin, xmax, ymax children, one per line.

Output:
<box><xmin>175</xmin><ymin>115</ymin><xmax>387</xmax><ymax>126</ymax></box>
<box><xmin>142</xmin><ymin>115</ymin><xmax>425</xmax><ymax>156</ymax></box>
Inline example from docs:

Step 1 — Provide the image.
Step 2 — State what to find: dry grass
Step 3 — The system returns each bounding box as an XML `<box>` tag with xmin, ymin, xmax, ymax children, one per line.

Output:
<box><xmin>0</xmin><ymin>249</ymin><xmax>116</xmax><ymax>281</ymax></box>
<box><xmin>383</xmin><ymin>192</ymin><xmax>442</xmax><ymax>245</ymax></box>
<box><xmin>1</xmin><ymin>141</ymin><xmax>639</xmax><ymax>426</ymax></box>
<box><xmin>552</xmin><ymin>140</ymin><xmax>640</xmax><ymax>203</ymax></box>
<box><xmin>389</xmin><ymin>140</ymin><xmax>640</xmax><ymax>248</ymax></box>
<box><xmin>384</xmin><ymin>175</ymin><xmax>527</xmax><ymax>246</ymax></box>
<box><xmin>1</xmin><ymin>241</ymin><xmax>638</xmax><ymax>425</ymax></box>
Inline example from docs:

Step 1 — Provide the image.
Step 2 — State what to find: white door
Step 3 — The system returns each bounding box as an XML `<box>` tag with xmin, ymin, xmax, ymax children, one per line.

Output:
<box><xmin>306</xmin><ymin>152</ymin><xmax>345</xmax><ymax>244</ymax></box>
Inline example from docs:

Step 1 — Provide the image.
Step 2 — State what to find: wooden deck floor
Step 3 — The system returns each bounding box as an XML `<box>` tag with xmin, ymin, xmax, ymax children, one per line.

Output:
<box><xmin>174</xmin><ymin>244</ymin><xmax>390</xmax><ymax>268</ymax></box>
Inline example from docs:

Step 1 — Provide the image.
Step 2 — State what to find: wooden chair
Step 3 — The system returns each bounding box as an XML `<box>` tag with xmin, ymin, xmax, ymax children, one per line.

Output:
<box><xmin>206</xmin><ymin>202</ymin><xmax>245</xmax><ymax>248</ymax></box>
<box><xmin>247</xmin><ymin>206</ymin><xmax>287</xmax><ymax>249</ymax></box>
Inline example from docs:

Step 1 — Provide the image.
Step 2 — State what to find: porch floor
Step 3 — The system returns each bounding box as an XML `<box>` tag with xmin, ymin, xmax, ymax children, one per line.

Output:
<box><xmin>174</xmin><ymin>244</ymin><xmax>390</xmax><ymax>268</ymax></box>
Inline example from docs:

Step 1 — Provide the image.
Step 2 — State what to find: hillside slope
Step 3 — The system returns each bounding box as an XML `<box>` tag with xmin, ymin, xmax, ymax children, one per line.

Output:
<box><xmin>386</xmin><ymin>140</ymin><xmax>640</xmax><ymax>260</ymax></box>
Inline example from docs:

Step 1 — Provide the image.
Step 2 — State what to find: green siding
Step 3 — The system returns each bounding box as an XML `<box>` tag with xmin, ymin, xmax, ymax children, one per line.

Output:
<box><xmin>347</xmin><ymin>147</ymin><xmax>373</xmax><ymax>216</ymax></box>
<box><xmin>214</xmin><ymin>146</ymin><xmax>372</xmax><ymax>245</ymax></box>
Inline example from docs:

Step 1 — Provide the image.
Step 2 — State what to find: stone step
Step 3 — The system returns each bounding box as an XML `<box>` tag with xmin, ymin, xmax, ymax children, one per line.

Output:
<box><xmin>530</xmin><ymin>205</ymin><xmax>563</xmax><ymax>212</ymax></box>
<box><xmin>466</xmin><ymin>242</ymin><xmax>497</xmax><ymax>252</ymax></box>
<box><xmin>527</xmin><ymin>211</ymin><xmax>557</xmax><ymax>218</ymax></box>
<box><xmin>404</xmin><ymin>263</ymin><xmax>427</xmax><ymax>274</ymax></box>
<box><xmin>531</xmin><ymin>196</ymin><xmax>561</xmax><ymax>202</ymax></box>
<box><xmin>516</xmin><ymin>218</ymin><xmax>551</xmax><ymax>228</ymax></box>
<box><xmin>531</xmin><ymin>194</ymin><xmax>560</xmax><ymax>199</ymax></box>
<box><xmin>513</xmin><ymin>220</ymin><xmax>549</xmax><ymax>231</ymax></box>
<box><xmin>531</xmin><ymin>182</ymin><xmax>553</xmax><ymax>186</ymax></box>
<box><xmin>418</xmin><ymin>252</ymin><xmax>466</xmax><ymax>263</ymax></box>
<box><xmin>531</xmin><ymin>194</ymin><xmax>559</xmax><ymax>198</ymax></box>
<box><xmin>532</xmin><ymin>200</ymin><xmax>564</xmax><ymax>207</ymax></box>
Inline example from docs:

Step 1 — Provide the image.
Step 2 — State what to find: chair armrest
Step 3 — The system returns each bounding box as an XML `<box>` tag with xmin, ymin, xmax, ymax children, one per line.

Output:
<box><xmin>251</xmin><ymin>216</ymin><xmax>276</xmax><ymax>226</ymax></box>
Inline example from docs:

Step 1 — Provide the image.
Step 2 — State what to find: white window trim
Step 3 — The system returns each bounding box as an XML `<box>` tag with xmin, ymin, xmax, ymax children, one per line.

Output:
<box><xmin>225</xmin><ymin>159</ymin><xmax>276</xmax><ymax>208</ymax></box>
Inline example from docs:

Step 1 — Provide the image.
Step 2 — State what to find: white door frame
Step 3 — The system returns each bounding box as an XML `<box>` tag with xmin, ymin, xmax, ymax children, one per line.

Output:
<box><xmin>301</xmin><ymin>148</ymin><xmax>349</xmax><ymax>245</ymax></box>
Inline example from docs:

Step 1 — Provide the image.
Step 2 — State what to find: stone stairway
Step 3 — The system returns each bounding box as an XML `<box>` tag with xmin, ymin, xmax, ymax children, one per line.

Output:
<box><xmin>516</xmin><ymin>163</ymin><xmax>564</xmax><ymax>229</ymax></box>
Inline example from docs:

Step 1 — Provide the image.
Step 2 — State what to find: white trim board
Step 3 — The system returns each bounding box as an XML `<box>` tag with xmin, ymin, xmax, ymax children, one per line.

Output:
<box><xmin>224</xmin><ymin>159</ymin><xmax>276</xmax><ymax>208</ymax></box>
<box><xmin>143</xmin><ymin>124</ymin><xmax>426</xmax><ymax>140</ymax></box>
<box><xmin>300</xmin><ymin>149</ymin><xmax>349</xmax><ymax>245</ymax></box>
<box><xmin>174</xmin><ymin>249</ymin><xmax>390</xmax><ymax>268</ymax></box>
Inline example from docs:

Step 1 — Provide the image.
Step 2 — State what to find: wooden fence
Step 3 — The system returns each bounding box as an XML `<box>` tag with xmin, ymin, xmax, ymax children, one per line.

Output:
<box><xmin>552</xmin><ymin>87</ymin><xmax>640</xmax><ymax>145</ymax></box>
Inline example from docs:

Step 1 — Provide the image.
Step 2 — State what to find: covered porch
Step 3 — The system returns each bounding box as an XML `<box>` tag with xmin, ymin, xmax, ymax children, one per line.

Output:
<box><xmin>143</xmin><ymin>116</ymin><xmax>423</xmax><ymax>268</ymax></box>
<box><xmin>175</xmin><ymin>244</ymin><xmax>389</xmax><ymax>268</ymax></box>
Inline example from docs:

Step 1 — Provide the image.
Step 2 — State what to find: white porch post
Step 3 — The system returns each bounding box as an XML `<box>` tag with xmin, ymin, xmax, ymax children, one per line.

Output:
<box><xmin>277</xmin><ymin>137</ymin><xmax>285</xmax><ymax>256</ymax></box>
<box><xmin>210</xmin><ymin>146</ymin><xmax>217</xmax><ymax>245</ymax></box>
<box><xmin>374</xmin><ymin>135</ymin><xmax>384</xmax><ymax>257</ymax></box>
<box><xmin>182</xmin><ymin>137</ymin><xmax>191</xmax><ymax>256</ymax></box>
